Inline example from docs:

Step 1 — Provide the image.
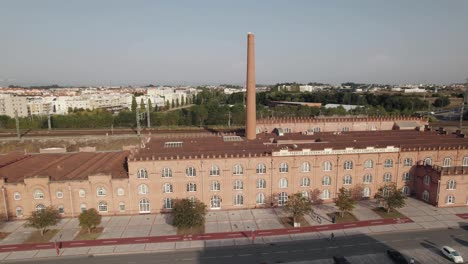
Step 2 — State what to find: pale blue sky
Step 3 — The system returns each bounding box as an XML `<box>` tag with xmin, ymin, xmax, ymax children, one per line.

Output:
<box><xmin>1</xmin><ymin>0</ymin><xmax>468</xmax><ymax>86</ymax></box>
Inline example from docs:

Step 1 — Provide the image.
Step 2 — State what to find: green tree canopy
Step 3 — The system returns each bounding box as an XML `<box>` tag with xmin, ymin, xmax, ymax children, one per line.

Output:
<box><xmin>140</xmin><ymin>98</ymin><xmax>146</xmax><ymax>111</ymax></box>
<box><xmin>131</xmin><ymin>96</ymin><xmax>137</xmax><ymax>112</ymax></box>
<box><xmin>78</xmin><ymin>208</ymin><xmax>102</xmax><ymax>233</ymax></box>
<box><xmin>335</xmin><ymin>187</ymin><xmax>356</xmax><ymax>217</ymax></box>
<box><xmin>374</xmin><ymin>183</ymin><xmax>407</xmax><ymax>213</ymax></box>
<box><xmin>283</xmin><ymin>192</ymin><xmax>313</xmax><ymax>226</ymax></box>
<box><xmin>172</xmin><ymin>198</ymin><xmax>207</xmax><ymax>229</ymax></box>
<box><xmin>433</xmin><ymin>96</ymin><xmax>450</xmax><ymax>107</ymax></box>
<box><xmin>25</xmin><ymin>206</ymin><xmax>60</xmax><ymax>236</ymax></box>
<box><xmin>148</xmin><ymin>99</ymin><xmax>153</xmax><ymax>112</ymax></box>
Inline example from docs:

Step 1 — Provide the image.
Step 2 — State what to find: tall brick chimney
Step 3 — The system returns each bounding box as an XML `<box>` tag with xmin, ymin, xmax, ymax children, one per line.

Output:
<box><xmin>245</xmin><ymin>32</ymin><xmax>256</xmax><ymax>140</ymax></box>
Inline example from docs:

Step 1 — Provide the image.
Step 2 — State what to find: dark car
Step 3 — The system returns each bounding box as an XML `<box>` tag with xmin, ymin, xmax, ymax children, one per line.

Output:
<box><xmin>333</xmin><ymin>256</ymin><xmax>351</xmax><ymax>264</ymax></box>
<box><xmin>387</xmin><ymin>249</ymin><xmax>409</xmax><ymax>264</ymax></box>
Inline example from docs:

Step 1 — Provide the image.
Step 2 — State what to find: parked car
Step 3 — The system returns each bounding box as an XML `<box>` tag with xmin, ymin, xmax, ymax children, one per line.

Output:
<box><xmin>441</xmin><ymin>246</ymin><xmax>464</xmax><ymax>263</ymax></box>
<box><xmin>387</xmin><ymin>249</ymin><xmax>409</xmax><ymax>264</ymax></box>
<box><xmin>333</xmin><ymin>256</ymin><xmax>351</xmax><ymax>264</ymax></box>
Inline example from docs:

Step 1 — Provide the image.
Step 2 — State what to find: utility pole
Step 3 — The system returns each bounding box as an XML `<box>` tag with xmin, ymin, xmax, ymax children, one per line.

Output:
<box><xmin>14</xmin><ymin>110</ymin><xmax>20</xmax><ymax>139</ymax></box>
<box><xmin>459</xmin><ymin>78</ymin><xmax>468</xmax><ymax>130</ymax></box>
<box><xmin>146</xmin><ymin>103</ymin><xmax>151</xmax><ymax>128</ymax></box>
<box><xmin>47</xmin><ymin>114</ymin><xmax>52</xmax><ymax>131</ymax></box>
<box><xmin>228</xmin><ymin>111</ymin><xmax>231</xmax><ymax>127</ymax></box>
<box><xmin>136</xmin><ymin>109</ymin><xmax>141</xmax><ymax>136</ymax></box>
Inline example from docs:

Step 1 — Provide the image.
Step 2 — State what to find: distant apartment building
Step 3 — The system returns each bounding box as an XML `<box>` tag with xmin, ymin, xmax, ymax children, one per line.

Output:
<box><xmin>0</xmin><ymin>94</ymin><xmax>28</xmax><ymax>117</ymax></box>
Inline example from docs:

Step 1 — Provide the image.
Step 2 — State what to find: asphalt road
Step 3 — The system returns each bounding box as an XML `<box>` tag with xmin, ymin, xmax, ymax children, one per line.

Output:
<box><xmin>3</xmin><ymin>227</ymin><xmax>468</xmax><ymax>264</ymax></box>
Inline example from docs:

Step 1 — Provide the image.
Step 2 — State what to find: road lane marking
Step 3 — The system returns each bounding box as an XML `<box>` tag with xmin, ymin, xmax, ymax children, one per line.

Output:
<box><xmin>134</xmin><ymin>239</ymin><xmax>149</xmax><ymax>242</ymax></box>
<box><xmin>166</xmin><ymin>237</ymin><xmax>180</xmax><ymax>240</ymax></box>
<box><xmin>181</xmin><ymin>258</ymin><xmax>195</xmax><ymax>261</ymax></box>
<box><xmin>261</xmin><ymin>252</ymin><xmax>269</xmax><ymax>255</ymax></box>
<box><xmin>308</xmin><ymin>248</ymin><xmax>321</xmax><ymax>251</ymax></box>
<box><xmin>327</xmin><ymin>246</ymin><xmax>338</xmax><ymax>249</ymax></box>
<box><xmin>0</xmin><ymin>247</ymin><xmax>17</xmax><ymax>250</ymax></box>
<box><xmin>102</xmin><ymin>240</ymin><xmax>117</xmax><ymax>243</ymax></box>
<box><xmin>220</xmin><ymin>255</ymin><xmax>233</xmax><ymax>258</ymax></box>
<box><xmin>316</xmin><ymin>227</ymin><xmax>329</xmax><ymax>230</ymax></box>
<box><xmin>70</xmin><ymin>242</ymin><xmax>86</xmax><ymax>245</ymax></box>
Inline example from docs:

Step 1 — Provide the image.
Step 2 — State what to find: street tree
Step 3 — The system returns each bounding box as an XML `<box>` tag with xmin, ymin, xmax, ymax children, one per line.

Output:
<box><xmin>148</xmin><ymin>99</ymin><xmax>153</xmax><ymax>112</ymax></box>
<box><xmin>374</xmin><ymin>183</ymin><xmax>407</xmax><ymax>213</ymax></box>
<box><xmin>131</xmin><ymin>96</ymin><xmax>137</xmax><ymax>112</ymax></box>
<box><xmin>172</xmin><ymin>198</ymin><xmax>207</xmax><ymax>229</ymax></box>
<box><xmin>25</xmin><ymin>206</ymin><xmax>60</xmax><ymax>236</ymax></box>
<box><xmin>181</xmin><ymin>96</ymin><xmax>185</xmax><ymax>106</ymax></box>
<box><xmin>78</xmin><ymin>208</ymin><xmax>102</xmax><ymax>233</ymax></box>
<box><xmin>171</xmin><ymin>99</ymin><xmax>175</xmax><ymax>108</ymax></box>
<box><xmin>176</xmin><ymin>98</ymin><xmax>180</xmax><ymax>107</ymax></box>
<box><xmin>140</xmin><ymin>98</ymin><xmax>146</xmax><ymax>111</ymax></box>
<box><xmin>335</xmin><ymin>187</ymin><xmax>356</xmax><ymax>217</ymax></box>
<box><xmin>283</xmin><ymin>192</ymin><xmax>313</xmax><ymax>227</ymax></box>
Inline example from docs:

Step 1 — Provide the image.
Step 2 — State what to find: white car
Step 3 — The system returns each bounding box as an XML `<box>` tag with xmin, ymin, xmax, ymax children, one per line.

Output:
<box><xmin>441</xmin><ymin>246</ymin><xmax>464</xmax><ymax>263</ymax></box>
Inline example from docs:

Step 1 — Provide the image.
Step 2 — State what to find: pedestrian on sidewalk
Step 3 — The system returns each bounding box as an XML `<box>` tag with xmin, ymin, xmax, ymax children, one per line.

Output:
<box><xmin>330</xmin><ymin>232</ymin><xmax>335</xmax><ymax>241</ymax></box>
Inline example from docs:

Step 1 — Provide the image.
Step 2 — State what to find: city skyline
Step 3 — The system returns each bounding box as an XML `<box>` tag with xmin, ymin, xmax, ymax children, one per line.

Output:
<box><xmin>1</xmin><ymin>0</ymin><xmax>468</xmax><ymax>86</ymax></box>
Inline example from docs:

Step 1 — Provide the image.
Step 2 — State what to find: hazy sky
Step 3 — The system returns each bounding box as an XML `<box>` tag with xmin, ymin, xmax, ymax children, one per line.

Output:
<box><xmin>1</xmin><ymin>0</ymin><xmax>468</xmax><ymax>86</ymax></box>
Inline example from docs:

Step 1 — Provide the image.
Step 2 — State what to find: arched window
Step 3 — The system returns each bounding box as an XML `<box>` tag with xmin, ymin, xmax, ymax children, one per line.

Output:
<box><xmin>301</xmin><ymin>162</ymin><xmax>310</xmax><ymax>172</ymax></box>
<box><xmin>301</xmin><ymin>191</ymin><xmax>309</xmax><ymax>198</ymax></box>
<box><xmin>210</xmin><ymin>165</ymin><xmax>220</xmax><ymax>176</ymax></box>
<box><xmin>96</xmin><ymin>187</ymin><xmax>107</xmax><ymax>196</ymax></box>
<box><xmin>13</xmin><ymin>192</ymin><xmax>21</xmax><ymax>200</ymax></box>
<box><xmin>382</xmin><ymin>187</ymin><xmax>391</xmax><ymax>197</ymax></box>
<box><xmin>117</xmin><ymin>188</ymin><xmax>125</xmax><ymax>196</ymax></box>
<box><xmin>34</xmin><ymin>189</ymin><xmax>44</xmax><ymax>199</ymax></box>
<box><xmin>446</xmin><ymin>195</ymin><xmax>455</xmax><ymax>204</ymax></box>
<box><xmin>463</xmin><ymin>157</ymin><xmax>468</xmax><ymax>166</ymax></box>
<box><xmin>363</xmin><ymin>174</ymin><xmax>372</xmax><ymax>184</ymax></box>
<box><xmin>279</xmin><ymin>163</ymin><xmax>289</xmax><ymax>173</ymax></box>
<box><xmin>343</xmin><ymin>160</ymin><xmax>353</xmax><ymax>170</ymax></box>
<box><xmin>233</xmin><ymin>164</ymin><xmax>244</xmax><ymax>175</ymax></box>
<box><xmin>342</xmin><ymin>127</ymin><xmax>349</xmax><ymax>132</ymax></box>
<box><xmin>163</xmin><ymin>183</ymin><xmax>173</xmax><ymax>193</ymax></box>
<box><xmin>402</xmin><ymin>172</ymin><xmax>411</xmax><ymax>182</ymax></box>
<box><xmin>163</xmin><ymin>198</ymin><xmax>173</xmax><ymax>209</ymax></box>
<box><xmin>383</xmin><ymin>173</ymin><xmax>392</xmax><ymax>182</ymax></box>
<box><xmin>362</xmin><ymin>187</ymin><xmax>371</xmax><ymax>198</ymax></box>
<box><xmin>279</xmin><ymin>178</ymin><xmax>288</xmax><ymax>188</ymax></box>
<box><xmin>404</xmin><ymin>158</ymin><xmax>413</xmax><ymax>166</ymax></box>
<box><xmin>364</xmin><ymin>160</ymin><xmax>374</xmax><ymax>169</ymax></box>
<box><xmin>256</xmin><ymin>193</ymin><xmax>266</xmax><ymax>204</ymax></box>
<box><xmin>278</xmin><ymin>192</ymin><xmax>288</xmax><ymax>206</ymax></box>
<box><xmin>343</xmin><ymin>175</ymin><xmax>352</xmax><ymax>185</ymax></box>
<box><xmin>233</xmin><ymin>180</ymin><xmax>243</xmax><ymax>190</ymax></box>
<box><xmin>211</xmin><ymin>181</ymin><xmax>220</xmax><ymax>191</ymax></box>
<box><xmin>402</xmin><ymin>186</ymin><xmax>410</xmax><ymax>196</ymax></box>
<box><xmin>15</xmin><ymin>207</ymin><xmax>23</xmax><ymax>217</ymax></box>
<box><xmin>313</xmin><ymin>127</ymin><xmax>321</xmax><ymax>132</ymax></box>
<box><xmin>58</xmin><ymin>205</ymin><xmax>64</xmax><ymax>214</ymax></box>
<box><xmin>56</xmin><ymin>190</ymin><xmax>63</xmax><ymax>199</ymax></box>
<box><xmin>80</xmin><ymin>203</ymin><xmax>87</xmax><ymax>212</ymax></box>
<box><xmin>322</xmin><ymin>176</ymin><xmax>331</xmax><ymax>186</ymax></box>
<box><xmin>119</xmin><ymin>202</ymin><xmax>125</xmax><ymax>212</ymax></box>
<box><xmin>322</xmin><ymin>190</ymin><xmax>330</xmax><ymax>199</ymax></box>
<box><xmin>78</xmin><ymin>189</ymin><xmax>86</xmax><ymax>198</ymax></box>
<box><xmin>162</xmin><ymin>167</ymin><xmax>172</xmax><ymax>178</ymax></box>
<box><xmin>423</xmin><ymin>175</ymin><xmax>431</xmax><ymax>185</ymax></box>
<box><xmin>300</xmin><ymin>177</ymin><xmax>310</xmax><ymax>187</ymax></box>
<box><xmin>186</xmin><ymin>167</ymin><xmax>196</xmax><ymax>177</ymax></box>
<box><xmin>98</xmin><ymin>201</ymin><xmax>108</xmax><ymax>212</ymax></box>
<box><xmin>35</xmin><ymin>204</ymin><xmax>45</xmax><ymax>212</ymax></box>
<box><xmin>234</xmin><ymin>194</ymin><xmax>244</xmax><ymax>205</ymax></box>
<box><xmin>443</xmin><ymin>157</ymin><xmax>452</xmax><ymax>167</ymax></box>
<box><xmin>137</xmin><ymin>168</ymin><xmax>148</xmax><ymax>179</ymax></box>
<box><xmin>139</xmin><ymin>199</ymin><xmax>150</xmax><ymax>213</ymax></box>
<box><xmin>384</xmin><ymin>159</ymin><xmax>393</xmax><ymax>168</ymax></box>
<box><xmin>424</xmin><ymin>158</ymin><xmax>432</xmax><ymax>166</ymax></box>
<box><xmin>323</xmin><ymin>161</ymin><xmax>332</xmax><ymax>171</ymax></box>
<box><xmin>422</xmin><ymin>190</ymin><xmax>429</xmax><ymax>201</ymax></box>
<box><xmin>211</xmin><ymin>195</ymin><xmax>221</xmax><ymax>209</ymax></box>
<box><xmin>256</xmin><ymin>163</ymin><xmax>266</xmax><ymax>174</ymax></box>
<box><xmin>138</xmin><ymin>184</ymin><xmax>149</xmax><ymax>195</ymax></box>
<box><xmin>256</xmin><ymin>178</ymin><xmax>266</xmax><ymax>189</ymax></box>
<box><xmin>187</xmin><ymin>182</ymin><xmax>197</xmax><ymax>192</ymax></box>
<box><xmin>447</xmin><ymin>179</ymin><xmax>456</xmax><ymax>190</ymax></box>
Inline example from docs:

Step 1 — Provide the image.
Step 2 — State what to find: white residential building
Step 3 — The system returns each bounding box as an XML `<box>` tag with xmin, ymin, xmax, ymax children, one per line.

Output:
<box><xmin>0</xmin><ymin>94</ymin><xmax>28</xmax><ymax>117</ymax></box>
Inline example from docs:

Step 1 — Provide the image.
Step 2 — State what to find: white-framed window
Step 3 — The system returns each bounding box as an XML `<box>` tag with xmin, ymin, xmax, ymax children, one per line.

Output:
<box><xmin>58</xmin><ymin>205</ymin><xmax>64</xmax><ymax>214</ymax></box>
<box><xmin>322</xmin><ymin>176</ymin><xmax>331</xmax><ymax>186</ymax></box>
<box><xmin>256</xmin><ymin>178</ymin><xmax>266</xmax><ymax>189</ymax></box>
<box><xmin>15</xmin><ymin>207</ymin><xmax>23</xmax><ymax>217</ymax></box>
<box><xmin>162</xmin><ymin>167</ymin><xmax>172</xmax><ymax>178</ymax></box>
<box><xmin>13</xmin><ymin>192</ymin><xmax>21</xmax><ymax>201</ymax></box>
<box><xmin>211</xmin><ymin>181</ymin><xmax>220</xmax><ymax>191</ymax></box>
<box><xmin>234</xmin><ymin>194</ymin><xmax>244</xmax><ymax>205</ymax></box>
<box><xmin>96</xmin><ymin>187</ymin><xmax>107</xmax><ymax>196</ymax></box>
<box><xmin>301</xmin><ymin>191</ymin><xmax>309</xmax><ymax>198</ymax></box>
<box><xmin>362</xmin><ymin>187</ymin><xmax>371</xmax><ymax>198</ymax></box>
<box><xmin>80</xmin><ymin>203</ymin><xmax>87</xmax><ymax>213</ymax></box>
<box><xmin>463</xmin><ymin>156</ymin><xmax>468</xmax><ymax>166</ymax></box>
<box><xmin>343</xmin><ymin>175</ymin><xmax>352</xmax><ymax>185</ymax></box>
<box><xmin>56</xmin><ymin>190</ymin><xmax>63</xmax><ymax>199</ymax></box>
<box><xmin>210</xmin><ymin>165</ymin><xmax>220</xmax><ymax>176</ymax></box>
<box><xmin>383</xmin><ymin>173</ymin><xmax>392</xmax><ymax>182</ymax></box>
<box><xmin>343</xmin><ymin>160</ymin><xmax>353</xmax><ymax>170</ymax></box>
<box><xmin>301</xmin><ymin>162</ymin><xmax>310</xmax><ymax>172</ymax></box>
<box><xmin>279</xmin><ymin>178</ymin><xmax>288</xmax><ymax>188</ymax></box>
<box><xmin>443</xmin><ymin>157</ymin><xmax>452</xmax><ymax>167</ymax></box>
<box><xmin>363</xmin><ymin>174</ymin><xmax>372</xmax><ymax>184</ymax></box>
<box><xmin>279</xmin><ymin>162</ymin><xmax>289</xmax><ymax>173</ymax></box>
<box><xmin>256</xmin><ymin>163</ymin><xmax>266</xmax><ymax>174</ymax></box>
<box><xmin>233</xmin><ymin>180</ymin><xmax>243</xmax><ymax>190</ymax></box>
<box><xmin>422</xmin><ymin>190</ymin><xmax>429</xmax><ymax>201</ymax></box>
<box><xmin>233</xmin><ymin>164</ymin><xmax>244</xmax><ymax>175</ymax></box>
<box><xmin>342</xmin><ymin>127</ymin><xmax>349</xmax><ymax>132</ymax></box>
<box><xmin>313</xmin><ymin>127</ymin><xmax>321</xmax><ymax>132</ymax></box>
<box><xmin>402</xmin><ymin>186</ymin><xmax>410</xmax><ymax>196</ymax></box>
<box><xmin>34</xmin><ymin>189</ymin><xmax>44</xmax><ymax>199</ymax></box>
<box><xmin>423</xmin><ymin>175</ymin><xmax>431</xmax><ymax>185</ymax></box>
<box><xmin>446</xmin><ymin>195</ymin><xmax>455</xmax><ymax>204</ymax></box>
<box><xmin>187</xmin><ymin>182</ymin><xmax>197</xmax><ymax>192</ymax></box>
<box><xmin>321</xmin><ymin>190</ymin><xmax>330</xmax><ymax>200</ymax></box>
<box><xmin>256</xmin><ymin>193</ymin><xmax>266</xmax><ymax>204</ymax></box>
<box><xmin>404</xmin><ymin>158</ymin><xmax>413</xmax><ymax>166</ymax></box>
<box><xmin>382</xmin><ymin>187</ymin><xmax>391</xmax><ymax>197</ymax></box>
<box><xmin>163</xmin><ymin>183</ymin><xmax>173</xmax><ymax>193</ymax></box>
<box><xmin>163</xmin><ymin>197</ymin><xmax>173</xmax><ymax>209</ymax></box>
<box><xmin>36</xmin><ymin>204</ymin><xmax>46</xmax><ymax>212</ymax></box>
<box><xmin>211</xmin><ymin>195</ymin><xmax>221</xmax><ymax>209</ymax></box>
<box><xmin>137</xmin><ymin>168</ymin><xmax>148</xmax><ymax>179</ymax></box>
<box><xmin>116</xmin><ymin>188</ymin><xmax>124</xmax><ymax>196</ymax></box>
<box><xmin>284</xmin><ymin>128</ymin><xmax>292</xmax><ymax>133</ymax></box>
<box><xmin>139</xmin><ymin>199</ymin><xmax>150</xmax><ymax>213</ymax></box>
<box><xmin>79</xmin><ymin>189</ymin><xmax>86</xmax><ymax>198</ymax></box>
<box><xmin>119</xmin><ymin>202</ymin><xmax>125</xmax><ymax>212</ymax></box>
<box><xmin>278</xmin><ymin>192</ymin><xmax>288</xmax><ymax>206</ymax></box>
<box><xmin>98</xmin><ymin>201</ymin><xmax>108</xmax><ymax>212</ymax></box>
<box><xmin>424</xmin><ymin>158</ymin><xmax>432</xmax><ymax>166</ymax></box>
<box><xmin>138</xmin><ymin>184</ymin><xmax>149</xmax><ymax>195</ymax></box>
<box><xmin>323</xmin><ymin>161</ymin><xmax>332</xmax><ymax>171</ymax></box>
<box><xmin>300</xmin><ymin>177</ymin><xmax>310</xmax><ymax>187</ymax></box>
<box><xmin>384</xmin><ymin>159</ymin><xmax>393</xmax><ymax>168</ymax></box>
<box><xmin>186</xmin><ymin>167</ymin><xmax>196</xmax><ymax>177</ymax></box>
<box><xmin>402</xmin><ymin>172</ymin><xmax>411</xmax><ymax>182</ymax></box>
<box><xmin>447</xmin><ymin>179</ymin><xmax>456</xmax><ymax>190</ymax></box>
<box><xmin>364</xmin><ymin>159</ymin><xmax>374</xmax><ymax>169</ymax></box>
